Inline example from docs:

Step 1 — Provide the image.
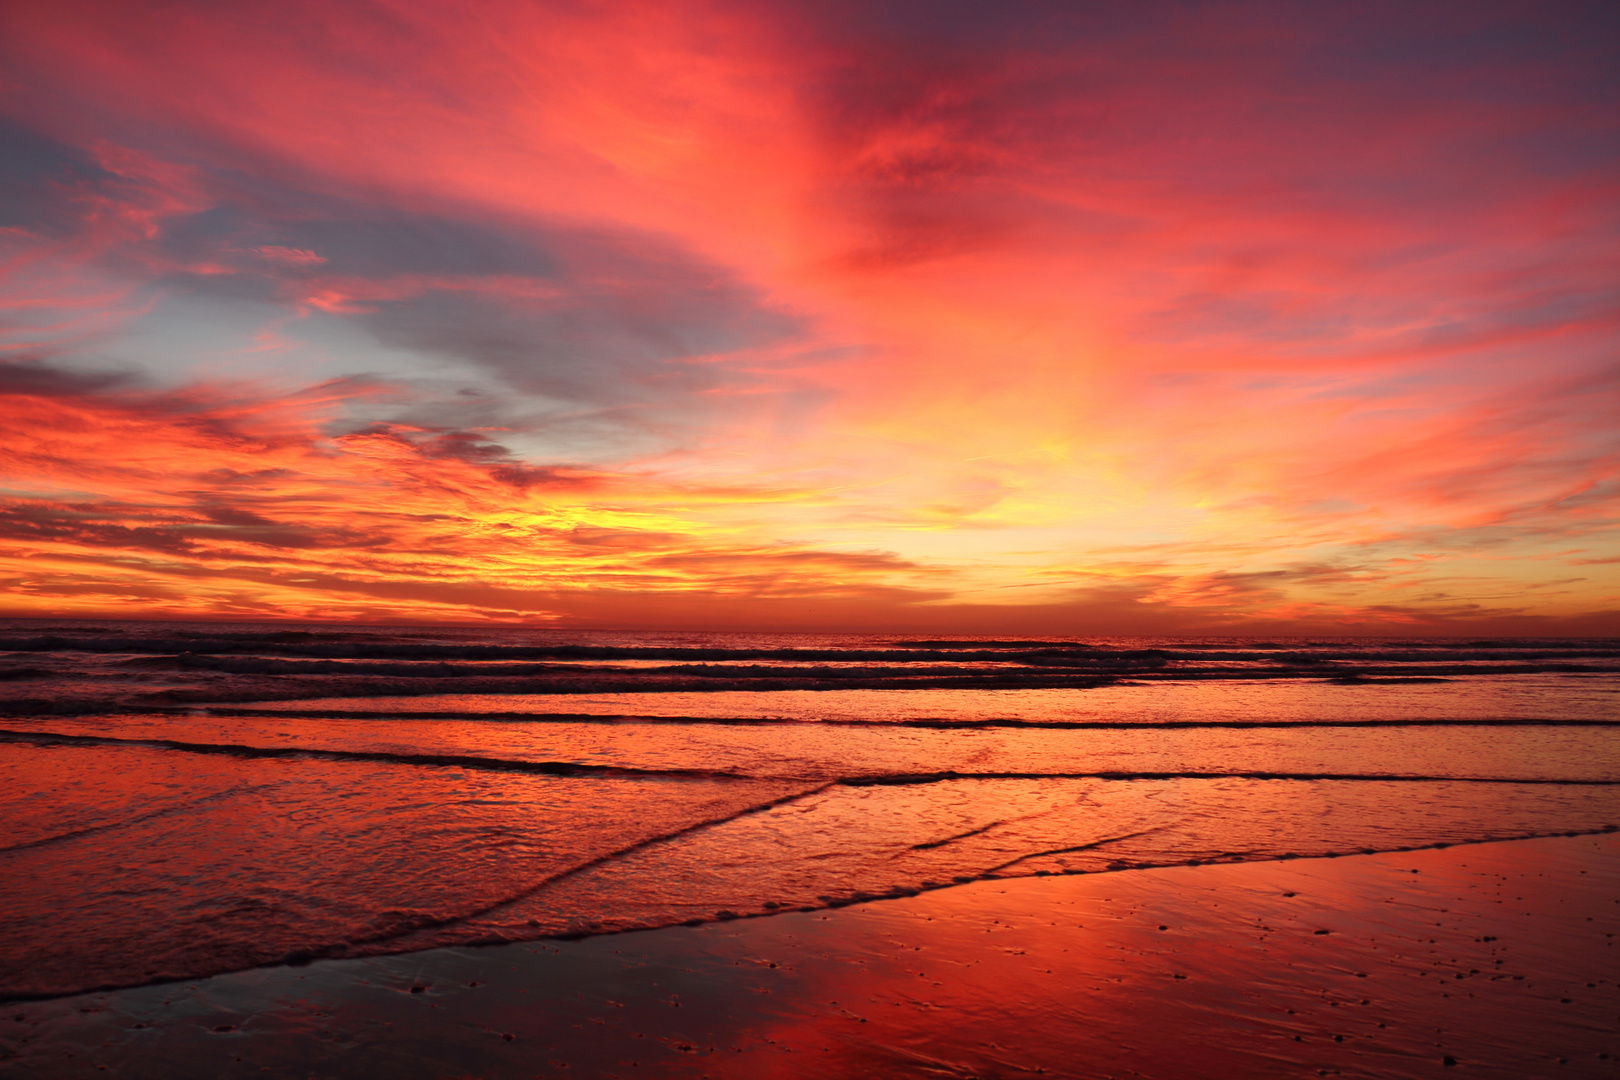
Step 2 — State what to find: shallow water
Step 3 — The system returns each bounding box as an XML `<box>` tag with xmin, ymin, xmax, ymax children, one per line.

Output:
<box><xmin>230</xmin><ymin>673</ymin><xmax>1619</xmax><ymax>723</ymax></box>
<box><xmin>9</xmin><ymin>835</ymin><xmax>1617</xmax><ymax>1080</ymax></box>
<box><xmin>0</xmin><ymin>620</ymin><xmax>1615</xmax><ymax>1002</ymax></box>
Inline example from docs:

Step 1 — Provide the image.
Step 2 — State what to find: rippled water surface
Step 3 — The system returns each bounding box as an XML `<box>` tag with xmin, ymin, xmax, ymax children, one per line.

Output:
<box><xmin>233</xmin><ymin>675</ymin><xmax>1618</xmax><ymax>723</ymax></box>
<box><xmin>1</xmin><ymin>619</ymin><xmax>1615</xmax><ymax>1001</ymax></box>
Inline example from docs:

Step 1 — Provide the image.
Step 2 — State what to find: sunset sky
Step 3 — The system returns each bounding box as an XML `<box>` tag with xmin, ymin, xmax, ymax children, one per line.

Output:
<box><xmin>1</xmin><ymin>0</ymin><xmax>1615</xmax><ymax>633</ymax></box>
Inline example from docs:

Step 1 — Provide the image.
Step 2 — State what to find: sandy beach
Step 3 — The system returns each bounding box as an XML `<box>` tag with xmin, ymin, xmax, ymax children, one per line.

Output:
<box><xmin>6</xmin><ymin>831</ymin><xmax>1615</xmax><ymax>1079</ymax></box>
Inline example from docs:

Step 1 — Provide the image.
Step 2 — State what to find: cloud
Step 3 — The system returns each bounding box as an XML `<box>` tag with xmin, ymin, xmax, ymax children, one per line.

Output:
<box><xmin>0</xmin><ymin>118</ymin><xmax>133</xmax><ymax>238</ymax></box>
<box><xmin>0</xmin><ymin>362</ymin><xmax>956</xmax><ymax>622</ymax></box>
<box><xmin>3</xmin><ymin>128</ymin><xmax>806</xmax><ymax>423</ymax></box>
<box><xmin>0</xmin><ymin>358</ymin><xmax>138</xmax><ymax>397</ymax></box>
<box><xmin>0</xmin><ymin>0</ymin><xmax>1614</xmax><ymax>631</ymax></box>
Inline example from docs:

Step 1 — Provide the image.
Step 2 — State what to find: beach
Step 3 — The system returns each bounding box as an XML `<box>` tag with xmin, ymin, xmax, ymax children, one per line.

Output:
<box><xmin>5</xmin><ymin>832</ymin><xmax>1615</xmax><ymax>1079</ymax></box>
<box><xmin>2</xmin><ymin>623</ymin><xmax>1617</xmax><ymax>1077</ymax></box>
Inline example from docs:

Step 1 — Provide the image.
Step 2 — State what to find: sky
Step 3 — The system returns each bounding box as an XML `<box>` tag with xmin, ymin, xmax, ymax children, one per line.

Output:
<box><xmin>0</xmin><ymin>0</ymin><xmax>1616</xmax><ymax>634</ymax></box>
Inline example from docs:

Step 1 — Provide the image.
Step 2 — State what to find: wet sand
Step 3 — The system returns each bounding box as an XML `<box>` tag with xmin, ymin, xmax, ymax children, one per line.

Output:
<box><xmin>4</xmin><ymin>833</ymin><xmax>1615</xmax><ymax>1079</ymax></box>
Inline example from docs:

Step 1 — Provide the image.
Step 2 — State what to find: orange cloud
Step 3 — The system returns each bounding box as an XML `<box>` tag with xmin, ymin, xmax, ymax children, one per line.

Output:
<box><xmin>0</xmin><ymin>369</ymin><xmax>959</xmax><ymax>623</ymax></box>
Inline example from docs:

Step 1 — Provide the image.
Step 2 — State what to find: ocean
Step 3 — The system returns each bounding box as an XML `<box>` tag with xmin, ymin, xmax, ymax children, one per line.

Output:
<box><xmin>2</xmin><ymin>619</ymin><xmax>1616</xmax><ymax>1003</ymax></box>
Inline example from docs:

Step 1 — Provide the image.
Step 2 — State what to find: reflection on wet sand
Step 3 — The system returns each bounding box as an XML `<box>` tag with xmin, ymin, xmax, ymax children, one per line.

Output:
<box><xmin>7</xmin><ymin>833</ymin><xmax>1614</xmax><ymax>1079</ymax></box>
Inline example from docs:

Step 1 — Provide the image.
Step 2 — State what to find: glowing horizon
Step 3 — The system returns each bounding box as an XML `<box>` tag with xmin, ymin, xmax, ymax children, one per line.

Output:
<box><xmin>1</xmin><ymin>0</ymin><xmax>1615</xmax><ymax>634</ymax></box>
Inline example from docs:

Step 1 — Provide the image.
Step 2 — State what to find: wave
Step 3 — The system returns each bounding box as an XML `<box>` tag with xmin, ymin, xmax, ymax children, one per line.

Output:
<box><xmin>157</xmin><ymin>654</ymin><xmax>1619</xmax><ymax>678</ymax></box>
<box><xmin>0</xmin><ymin>783</ymin><xmax>281</xmax><ymax>856</ymax></box>
<box><xmin>175</xmin><ymin>707</ymin><xmax>1620</xmax><ymax>729</ymax></box>
<box><xmin>838</xmin><ymin>769</ymin><xmax>1620</xmax><ymax>787</ymax></box>
<box><xmin>0</xmin><ymin>779</ymin><xmax>840</xmax><ymax>1001</ymax></box>
<box><xmin>5</xmin><ymin>824</ymin><xmax>1616</xmax><ymax>1004</ymax></box>
<box><xmin>383</xmin><ymin>781</ymin><xmax>843</xmax><ymax>948</ymax></box>
<box><xmin>0</xmin><ymin>729</ymin><xmax>746</xmax><ymax>781</ymax></box>
<box><xmin>5</xmin><ymin>633</ymin><xmax>1616</xmax><ymax>666</ymax></box>
<box><xmin>8</xmin><ymin>728</ymin><xmax>1616</xmax><ymax>787</ymax></box>
<box><xmin>97</xmin><ymin>665</ymin><xmax>1614</xmax><ymax>708</ymax></box>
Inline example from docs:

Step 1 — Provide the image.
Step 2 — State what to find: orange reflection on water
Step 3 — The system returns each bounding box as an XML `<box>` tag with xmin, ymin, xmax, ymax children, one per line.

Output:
<box><xmin>713</xmin><ymin>834</ymin><xmax>1620</xmax><ymax>1079</ymax></box>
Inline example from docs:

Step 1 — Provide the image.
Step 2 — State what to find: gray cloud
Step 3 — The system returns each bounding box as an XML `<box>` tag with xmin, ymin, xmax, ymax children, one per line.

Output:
<box><xmin>2</xmin><ymin>129</ymin><xmax>804</xmax><ymax>432</ymax></box>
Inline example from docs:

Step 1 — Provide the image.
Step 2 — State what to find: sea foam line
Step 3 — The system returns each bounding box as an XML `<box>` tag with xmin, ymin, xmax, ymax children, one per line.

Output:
<box><xmin>4</xmin><ymin>728</ymin><xmax>1618</xmax><ymax>786</ymax></box>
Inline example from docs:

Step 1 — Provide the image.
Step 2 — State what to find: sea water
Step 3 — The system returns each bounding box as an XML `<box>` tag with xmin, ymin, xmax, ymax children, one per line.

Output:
<box><xmin>1</xmin><ymin>619</ymin><xmax>1615</xmax><ymax>1000</ymax></box>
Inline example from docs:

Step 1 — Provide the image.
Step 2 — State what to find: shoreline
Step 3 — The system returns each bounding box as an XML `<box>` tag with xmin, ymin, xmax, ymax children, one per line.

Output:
<box><xmin>5</xmin><ymin>832</ymin><xmax>1615</xmax><ymax>1079</ymax></box>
